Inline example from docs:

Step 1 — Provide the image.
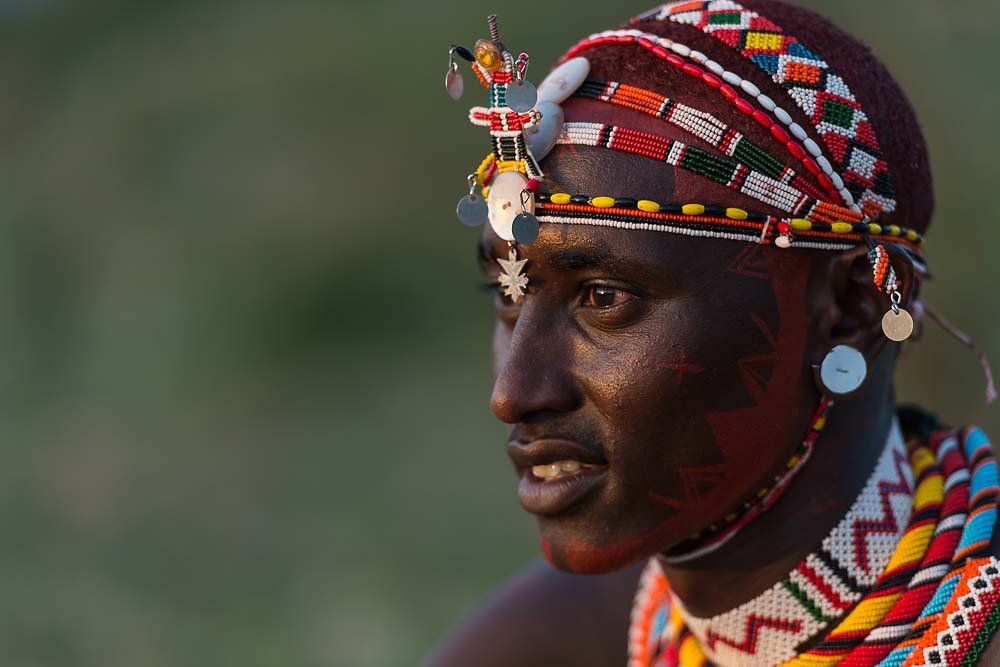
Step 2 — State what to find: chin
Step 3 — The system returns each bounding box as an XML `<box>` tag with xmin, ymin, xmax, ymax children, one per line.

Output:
<box><xmin>536</xmin><ymin>516</ymin><xmax>680</xmax><ymax>575</ymax></box>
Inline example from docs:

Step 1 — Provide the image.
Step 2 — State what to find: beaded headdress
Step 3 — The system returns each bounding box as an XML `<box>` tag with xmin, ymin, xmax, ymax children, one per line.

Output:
<box><xmin>445</xmin><ymin>4</ymin><xmax>931</xmax><ymax>344</ymax></box>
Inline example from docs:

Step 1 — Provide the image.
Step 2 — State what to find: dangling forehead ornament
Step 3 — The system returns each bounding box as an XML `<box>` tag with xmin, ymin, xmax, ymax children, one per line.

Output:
<box><xmin>446</xmin><ymin>15</ymin><xmax>589</xmax><ymax>303</ymax></box>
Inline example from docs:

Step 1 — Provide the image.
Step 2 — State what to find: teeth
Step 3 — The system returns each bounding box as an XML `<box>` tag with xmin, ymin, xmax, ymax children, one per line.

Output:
<box><xmin>532</xmin><ymin>460</ymin><xmax>590</xmax><ymax>480</ymax></box>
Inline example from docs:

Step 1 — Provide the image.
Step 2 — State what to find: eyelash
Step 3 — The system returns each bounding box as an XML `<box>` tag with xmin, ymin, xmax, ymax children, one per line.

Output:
<box><xmin>479</xmin><ymin>280</ymin><xmax>636</xmax><ymax>310</ymax></box>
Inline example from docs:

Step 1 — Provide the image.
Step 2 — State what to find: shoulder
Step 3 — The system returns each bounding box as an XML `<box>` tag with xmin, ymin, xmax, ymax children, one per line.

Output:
<box><xmin>423</xmin><ymin>559</ymin><xmax>645</xmax><ymax>667</ymax></box>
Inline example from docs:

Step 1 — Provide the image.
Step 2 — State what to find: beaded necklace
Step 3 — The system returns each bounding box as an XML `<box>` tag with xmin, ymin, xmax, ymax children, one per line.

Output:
<box><xmin>628</xmin><ymin>422</ymin><xmax>1000</xmax><ymax>667</ymax></box>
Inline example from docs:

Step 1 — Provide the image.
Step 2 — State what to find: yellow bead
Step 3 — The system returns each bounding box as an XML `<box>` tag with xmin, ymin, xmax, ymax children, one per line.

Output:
<box><xmin>790</xmin><ymin>219</ymin><xmax>812</xmax><ymax>231</ymax></box>
<box><xmin>786</xmin><ymin>455</ymin><xmax>801</xmax><ymax>468</ymax></box>
<box><xmin>550</xmin><ymin>193</ymin><xmax>571</xmax><ymax>205</ymax></box>
<box><xmin>682</xmin><ymin>203</ymin><xmax>705</xmax><ymax>215</ymax></box>
<box><xmin>831</xmin><ymin>222</ymin><xmax>853</xmax><ymax>233</ymax></box>
<box><xmin>814</xmin><ymin>416</ymin><xmax>826</xmax><ymax>430</ymax></box>
<box><xmin>756</xmin><ymin>488</ymin><xmax>769</xmax><ymax>499</ymax></box>
<box><xmin>474</xmin><ymin>39</ymin><xmax>501</xmax><ymax>72</ymax></box>
<box><xmin>868</xmin><ymin>223</ymin><xmax>882</xmax><ymax>235</ymax></box>
<box><xmin>482</xmin><ymin>186</ymin><xmax>490</xmax><ymax>198</ymax></box>
<box><xmin>889</xmin><ymin>225</ymin><xmax>901</xmax><ymax>236</ymax></box>
<box><xmin>906</xmin><ymin>230</ymin><xmax>919</xmax><ymax>241</ymax></box>
<box><xmin>637</xmin><ymin>199</ymin><xmax>661</xmax><ymax>213</ymax></box>
<box><xmin>591</xmin><ymin>196</ymin><xmax>616</xmax><ymax>208</ymax></box>
<box><xmin>726</xmin><ymin>207</ymin><xmax>748</xmax><ymax>220</ymax></box>
<box><xmin>725</xmin><ymin>512</ymin><xmax>739</xmax><ymax>523</ymax></box>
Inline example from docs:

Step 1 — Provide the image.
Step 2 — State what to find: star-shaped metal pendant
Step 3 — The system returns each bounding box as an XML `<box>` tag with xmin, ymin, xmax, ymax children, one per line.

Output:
<box><xmin>497</xmin><ymin>246</ymin><xmax>529</xmax><ymax>303</ymax></box>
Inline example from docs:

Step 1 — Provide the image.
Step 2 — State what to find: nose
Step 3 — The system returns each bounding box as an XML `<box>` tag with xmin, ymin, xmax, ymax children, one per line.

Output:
<box><xmin>490</xmin><ymin>302</ymin><xmax>582</xmax><ymax>425</ymax></box>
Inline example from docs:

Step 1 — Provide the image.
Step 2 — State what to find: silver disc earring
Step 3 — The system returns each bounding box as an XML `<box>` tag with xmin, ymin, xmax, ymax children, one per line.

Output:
<box><xmin>814</xmin><ymin>344</ymin><xmax>868</xmax><ymax>397</ymax></box>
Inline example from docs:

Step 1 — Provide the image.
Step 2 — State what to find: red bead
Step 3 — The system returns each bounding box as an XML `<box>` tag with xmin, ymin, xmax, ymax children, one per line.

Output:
<box><xmin>616</xmin><ymin>35</ymin><xmax>633</xmax><ymax>44</ymax></box>
<box><xmin>733</xmin><ymin>98</ymin><xmax>754</xmax><ymax>115</ymax></box>
<box><xmin>777</xmin><ymin>221</ymin><xmax>791</xmax><ymax>233</ymax></box>
<box><xmin>637</xmin><ymin>36</ymin><xmax>655</xmax><ymax>49</ymax></box>
<box><xmin>702</xmin><ymin>72</ymin><xmax>722</xmax><ymax>88</ymax></box>
<box><xmin>719</xmin><ymin>84</ymin><xmax>737</xmax><ymax>101</ymax></box>
<box><xmin>682</xmin><ymin>63</ymin><xmax>703</xmax><ymax>77</ymax></box>
<box><xmin>770</xmin><ymin>125</ymin><xmax>790</xmax><ymax>144</ymax></box>
<box><xmin>651</xmin><ymin>44</ymin><xmax>670</xmax><ymax>59</ymax></box>
<box><xmin>803</xmin><ymin>158</ymin><xmax>821</xmax><ymax>176</ymax></box>
<box><xmin>526</xmin><ymin>178</ymin><xmax>539</xmax><ymax>192</ymax></box>
<box><xmin>786</xmin><ymin>141</ymin><xmax>806</xmax><ymax>160</ymax></box>
<box><xmin>752</xmin><ymin>110</ymin><xmax>772</xmax><ymax>128</ymax></box>
<box><xmin>666</xmin><ymin>53</ymin><xmax>685</xmax><ymax>69</ymax></box>
<box><xmin>816</xmin><ymin>173</ymin><xmax>837</xmax><ymax>195</ymax></box>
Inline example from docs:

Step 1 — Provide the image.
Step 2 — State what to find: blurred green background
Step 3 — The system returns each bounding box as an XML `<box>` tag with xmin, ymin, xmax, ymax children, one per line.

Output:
<box><xmin>0</xmin><ymin>1</ymin><xmax>995</xmax><ymax>665</ymax></box>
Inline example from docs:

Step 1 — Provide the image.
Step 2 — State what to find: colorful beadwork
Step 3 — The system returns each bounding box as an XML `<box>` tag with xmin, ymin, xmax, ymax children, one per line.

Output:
<box><xmin>533</xmin><ymin>193</ymin><xmax>926</xmax><ymax>254</ymax></box>
<box><xmin>674</xmin><ymin>418</ymin><xmax>915</xmax><ymax>665</ymax></box>
<box><xmin>870</xmin><ymin>243</ymin><xmax>901</xmax><ymax>295</ymax></box>
<box><xmin>627</xmin><ymin>425</ymin><xmax>1000</xmax><ymax>667</ymax></box>
<box><xmin>560</xmin><ymin>28</ymin><xmax>851</xmax><ymax>209</ymax></box>
<box><xmin>557</xmin><ymin>121</ymin><xmax>861</xmax><ymax>223</ymax></box>
<box><xmin>635</xmin><ymin>1</ymin><xmax>897</xmax><ymax>219</ymax></box>
<box><xmin>573</xmin><ymin>79</ymin><xmax>830</xmax><ymax>202</ymax></box>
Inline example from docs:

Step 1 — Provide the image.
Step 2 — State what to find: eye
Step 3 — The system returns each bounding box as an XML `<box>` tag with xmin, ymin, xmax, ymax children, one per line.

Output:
<box><xmin>582</xmin><ymin>284</ymin><xmax>632</xmax><ymax>308</ymax></box>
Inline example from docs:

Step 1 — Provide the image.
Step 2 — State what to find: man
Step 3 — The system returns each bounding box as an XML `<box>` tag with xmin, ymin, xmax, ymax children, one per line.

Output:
<box><xmin>429</xmin><ymin>1</ymin><xmax>1000</xmax><ymax>664</ymax></box>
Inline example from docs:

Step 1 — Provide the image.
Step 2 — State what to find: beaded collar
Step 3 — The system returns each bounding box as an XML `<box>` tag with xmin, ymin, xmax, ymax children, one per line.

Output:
<box><xmin>628</xmin><ymin>422</ymin><xmax>1000</xmax><ymax>667</ymax></box>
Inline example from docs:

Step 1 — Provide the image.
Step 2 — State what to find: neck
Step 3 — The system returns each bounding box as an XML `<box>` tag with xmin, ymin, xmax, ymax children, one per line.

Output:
<box><xmin>657</xmin><ymin>349</ymin><xmax>897</xmax><ymax>618</ymax></box>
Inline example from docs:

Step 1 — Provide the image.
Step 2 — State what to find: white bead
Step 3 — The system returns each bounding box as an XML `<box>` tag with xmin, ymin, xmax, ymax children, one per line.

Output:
<box><xmin>706</xmin><ymin>60</ymin><xmax>724</xmax><ymax>75</ymax></box>
<box><xmin>740</xmin><ymin>80</ymin><xmax>760</xmax><ymax>97</ymax></box>
<box><xmin>830</xmin><ymin>172</ymin><xmax>845</xmax><ymax>191</ymax></box>
<box><xmin>804</xmin><ymin>138</ymin><xmax>822</xmax><ymax>158</ymax></box>
<box><xmin>671</xmin><ymin>42</ymin><xmax>690</xmax><ymax>57</ymax></box>
<box><xmin>757</xmin><ymin>95</ymin><xmax>776</xmax><ymax>111</ymax></box>
<box><xmin>722</xmin><ymin>71</ymin><xmax>741</xmax><ymax>86</ymax></box>
<box><xmin>689</xmin><ymin>50</ymin><xmax>707</xmax><ymax>64</ymax></box>
<box><xmin>774</xmin><ymin>107</ymin><xmax>793</xmax><ymax>126</ymax></box>
<box><xmin>817</xmin><ymin>156</ymin><xmax>833</xmax><ymax>175</ymax></box>
<box><xmin>790</xmin><ymin>123</ymin><xmax>807</xmax><ymax>141</ymax></box>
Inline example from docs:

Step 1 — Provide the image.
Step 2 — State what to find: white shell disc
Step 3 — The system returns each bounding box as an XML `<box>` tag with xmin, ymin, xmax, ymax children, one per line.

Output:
<box><xmin>882</xmin><ymin>308</ymin><xmax>914</xmax><ymax>342</ymax></box>
<box><xmin>819</xmin><ymin>344</ymin><xmax>867</xmax><ymax>396</ymax></box>
<box><xmin>487</xmin><ymin>171</ymin><xmax>530</xmax><ymax>241</ymax></box>
<box><xmin>525</xmin><ymin>101</ymin><xmax>564</xmax><ymax>161</ymax></box>
<box><xmin>537</xmin><ymin>57</ymin><xmax>590</xmax><ymax>105</ymax></box>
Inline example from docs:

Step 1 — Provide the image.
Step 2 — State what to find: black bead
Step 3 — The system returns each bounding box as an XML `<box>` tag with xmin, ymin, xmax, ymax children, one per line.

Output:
<box><xmin>453</xmin><ymin>45</ymin><xmax>475</xmax><ymax>62</ymax></box>
<box><xmin>614</xmin><ymin>198</ymin><xmax>638</xmax><ymax>208</ymax></box>
<box><xmin>570</xmin><ymin>195</ymin><xmax>590</xmax><ymax>205</ymax></box>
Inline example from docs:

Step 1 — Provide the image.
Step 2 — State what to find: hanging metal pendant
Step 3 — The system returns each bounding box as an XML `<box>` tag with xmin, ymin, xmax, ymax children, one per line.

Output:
<box><xmin>512</xmin><ymin>212</ymin><xmax>539</xmax><ymax>244</ymax></box>
<box><xmin>456</xmin><ymin>193</ymin><xmax>487</xmax><ymax>226</ymax></box>
<box><xmin>445</xmin><ymin>67</ymin><xmax>464</xmax><ymax>101</ymax></box>
<box><xmin>882</xmin><ymin>307</ymin><xmax>914</xmax><ymax>342</ymax></box>
<box><xmin>497</xmin><ymin>246</ymin><xmax>529</xmax><ymax>303</ymax></box>
<box><xmin>505</xmin><ymin>80</ymin><xmax>537</xmax><ymax>112</ymax></box>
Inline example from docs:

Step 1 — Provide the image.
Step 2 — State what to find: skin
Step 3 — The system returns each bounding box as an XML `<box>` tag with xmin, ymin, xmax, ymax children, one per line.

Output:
<box><xmin>424</xmin><ymin>146</ymin><xmax>1000</xmax><ymax>664</ymax></box>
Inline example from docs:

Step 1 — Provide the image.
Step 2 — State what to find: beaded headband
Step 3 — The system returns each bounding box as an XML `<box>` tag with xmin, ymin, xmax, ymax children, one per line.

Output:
<box><xmin>444</xmin><ymin>6</ymin><xmax>924</xmax><ymax>342</ymax></box>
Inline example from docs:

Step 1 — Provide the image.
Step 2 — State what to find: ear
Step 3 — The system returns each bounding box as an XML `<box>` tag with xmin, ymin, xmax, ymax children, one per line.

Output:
<box><xmin>811</xmin><ymin>243</ymin><xmax>916</xmax><ymax>362</ymax></box>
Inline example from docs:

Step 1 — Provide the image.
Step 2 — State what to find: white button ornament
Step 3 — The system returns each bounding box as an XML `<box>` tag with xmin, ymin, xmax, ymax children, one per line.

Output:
<box><xmin>817</xmin><ymin>344</ymin><xmax>868</xmax><ymax>396</ymax></box>
<box><xmin>487</xmin><ymin>171</ymin><xmax>531</xmax><ymax>241</ymax></box>
<box><xmin>525</xmin><ymin>101</ymin><xmax>564</xmax><ymax>161</ymax></box>
<box><xmin>537</xmin><ymin>57</ymin><xmax>590</xmax><ymax>105</ymax></box>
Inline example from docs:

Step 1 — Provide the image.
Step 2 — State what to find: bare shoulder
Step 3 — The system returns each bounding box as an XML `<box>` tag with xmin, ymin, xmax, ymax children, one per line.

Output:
<box><xmin>422</xmin><ymin>559</ymin><xmax>645</xmax><ymax>667</ymax></box>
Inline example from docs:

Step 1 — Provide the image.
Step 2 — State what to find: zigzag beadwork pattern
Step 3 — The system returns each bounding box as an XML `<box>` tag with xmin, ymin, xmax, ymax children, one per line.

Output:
<box><xmin>674</xmin><ymin>419</ymin><xmax>913</xmax><ymax>666</ymax></box>
<box><xmin>635</xmin><ymin>0</ymin><xmax>898</xmax><ymax>219</ymax></box>
<box><xmin>627</xmin><ymin>424</ymin><xmax>1000</xmax><ymax>667</ymax></box>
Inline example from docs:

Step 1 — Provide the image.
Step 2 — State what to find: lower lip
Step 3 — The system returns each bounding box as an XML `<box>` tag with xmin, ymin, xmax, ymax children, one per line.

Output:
<box><xmin>517</xmin><ymin>468</ymin><xmax>608</xmax><ymax>516</ymax></box>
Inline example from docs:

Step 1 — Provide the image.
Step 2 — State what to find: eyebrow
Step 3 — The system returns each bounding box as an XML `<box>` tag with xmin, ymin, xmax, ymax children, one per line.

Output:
<box><xmin>546</xmin><ymin>248</ymin><xmax>617</xmax><ymax>272</ymax></box>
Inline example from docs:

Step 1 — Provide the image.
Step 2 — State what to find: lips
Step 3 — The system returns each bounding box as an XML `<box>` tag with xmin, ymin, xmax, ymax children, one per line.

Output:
<box><xmin>506</xmin><ymin>438</ymin><xmax>609</xmax><ymax>516</ymax></box>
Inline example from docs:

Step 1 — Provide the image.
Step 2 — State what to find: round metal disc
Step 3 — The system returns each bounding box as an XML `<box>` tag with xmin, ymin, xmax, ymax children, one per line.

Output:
<box><xmin>819</xmin><ymin>344</ymin><xmax>868</xmax><ymax>396</ymax></box>
<box><xmin>456</xmin><ymin>193</ymin><xmax>487</xmax><ymax>227</ymax></box>
<box><xmin>505</xmin><ymin>80</ymin><xmax>537</xmax><ymax>112</ymax></box>
<box><xmin>512</xmin><ymin>212</ymin><xmax>539</xmax><ymax>244</ymax></box>
<box><xmin>882</xmin><ymin>308</ymin><xmax>914</xmax><ymax>342</ymax></box>
<box><xmin>445</xmin><ymin>68</ymin><xmax>464</xmax><ymax>101</ymax></box>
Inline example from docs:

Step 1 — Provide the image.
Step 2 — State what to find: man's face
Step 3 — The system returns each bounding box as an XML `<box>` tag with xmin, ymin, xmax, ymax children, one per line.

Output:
<box><xmin>479</xmin><ymin>148</ymin><xmax>824</xmax><ymax>574</ymax></box>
